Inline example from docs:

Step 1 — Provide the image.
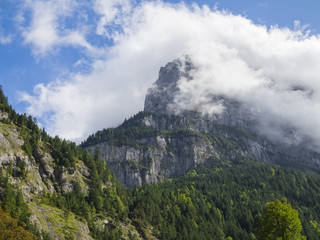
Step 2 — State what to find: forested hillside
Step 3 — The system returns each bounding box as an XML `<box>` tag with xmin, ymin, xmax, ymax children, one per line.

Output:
<box><xmin>0</xmin><ymin>86</ymin><xmax>141</xmax><ymax>239</ymax></box>
<box><xmin>1</xmin><ymin>83</ymin><xmax>320</xmax><ymax>240</ymax></box>
<box><xmin>129</xmin><ymin>158</ymin><xmax>320</xmax><ymax>239</ymax></box>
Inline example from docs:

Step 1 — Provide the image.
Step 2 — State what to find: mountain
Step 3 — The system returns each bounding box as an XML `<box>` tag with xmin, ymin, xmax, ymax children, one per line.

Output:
<box><xmin>82</xmin><ymin>57</ymin><xmax>320</xmax><ymax>189</ymax></box>
<box><xmin>2</xmin><ymin>57</ymin><xmax>320</xmax><ymax>239</ymax></box>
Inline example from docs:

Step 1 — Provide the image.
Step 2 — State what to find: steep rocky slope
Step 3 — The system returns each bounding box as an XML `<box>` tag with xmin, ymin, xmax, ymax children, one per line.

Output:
<box><xmin>0</xmin><ymin>111</ymin><xmax>93</xmax><ymax>239</ymax></box>
<box><xmin>85</xmin><ymin>118</ymin><xmax>215</xmax><ymax>189</ymax></box>
<box><xmin>0</xmin><ymin>117</ymin><xmax>90</xmax><ymax>199</ymax></box>
<box><xmin>83</xmin><ymin>58</ymin><xmax>320</xmax><ymax>189</ymax></box>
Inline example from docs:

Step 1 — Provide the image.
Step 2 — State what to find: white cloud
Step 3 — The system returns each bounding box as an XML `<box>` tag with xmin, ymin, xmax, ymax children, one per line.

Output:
<box><xmin>94</xmin><ymin>0</ymin><xmax>132</xmax><ymax>37</ymax></box>
<box><xmin>20</xmin><ymin>0</ymin><xmax>98</xmax><ymax>56</ymax></box>
<box><xmin>20</xmin><ymin>1</ymin><xmax>320</xmax><ymax>148</ymax></box>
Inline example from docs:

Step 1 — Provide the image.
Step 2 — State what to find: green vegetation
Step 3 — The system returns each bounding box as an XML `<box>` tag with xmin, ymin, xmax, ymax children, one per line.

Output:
<box><xmin>28</xmin><ymin>202</ymin><xmax>88</xmax><ymax>240</ymax></box>
<box><xmin>0</xmin><ymin>206</ymin><xmax>36</xmax><ymax>240</ymax></box>
<box><xmin>2</xmin><ymin>85</ymin><xmax>320</xmax><ymax>239</ymax></box>
<box><xmin>257</xmin><ymin>199</ymin><xmax>306</xmax><ymax>239</ymax></box>
<box><xmin>82</xmin><ymin>125</ymin><xmax>158</xmax><ymax>148</ymax></box>
<box><xmin>0</xmin><ymin>171</ymin><xmax>50</xmax><ymax>239</ymax></box>
<box><xmin>34</xmin><ymin>147</ymin><xmax>129</xmax><ymax>239</ymax></box>
<box><xmin>0</xmin><ymin>86</ymin><xmax>129</xmax><ymax>239</ymax></box>
<box><xmin>128</xmin><ymin>159</ymin><xmax>320</xmax><ymax>239</ymax></box>
<box><xmin>81</xmin><ymin>111</ymin><xmax>206</xmax><ymax>148</ymax></box>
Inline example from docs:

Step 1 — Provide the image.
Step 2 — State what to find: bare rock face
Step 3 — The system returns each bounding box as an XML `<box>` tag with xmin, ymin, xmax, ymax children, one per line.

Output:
<box><xmin>144</xmin><ymin>59</ymin><xmax>192</xmax><ymax>115</ymax></box>
<box><xmin>0</xmin><ymin>121</ymin><xmax>46</xmax><ymax>200</ymax></box>
<box><xmin>86</xmin><ymin>134</ymin><xmax>215</xmax><ymax>189</ymax></box>
<box><xmin>0</xmin><ymin>112</ymin><xmax>8</xmax><ymax>121</ymax></box>
<box><xmin>59</xmin><ymin>163</ymin><xmax>90</xmax><ymax>194</ymax></box>
<box><xmin>0</xmin><ymin>110</ymin><xmax>91</xmax><ymax>198</ymax></box>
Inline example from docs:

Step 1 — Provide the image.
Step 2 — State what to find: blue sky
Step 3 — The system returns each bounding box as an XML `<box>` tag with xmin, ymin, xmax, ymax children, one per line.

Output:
<box><xmin>1</xmin><ymin>0</ymin><xmax>320</xmax><ymax>143</ymax></box>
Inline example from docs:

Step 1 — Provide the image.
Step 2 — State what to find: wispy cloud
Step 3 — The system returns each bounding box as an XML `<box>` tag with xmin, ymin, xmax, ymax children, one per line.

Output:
<box><xmin>19</xmin><ymin>0</ymin><xmax>99</xmax><ymax>56</ymax></box>
<box><xmin>94</xmin><ymin>0</ymin><xmax>133</xmax><ymax>37</ymax></box>
<box><xmin>0</xmin><ymin>34</ymin><xmax>12</xmax><ymax>44</ymax></box>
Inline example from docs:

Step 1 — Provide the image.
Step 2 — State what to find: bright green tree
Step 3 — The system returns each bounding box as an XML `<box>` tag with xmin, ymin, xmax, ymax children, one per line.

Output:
<box><xmin>256</xmin><ymin>199</ymin><xmax>306</xmax><ymax>240</ymax></box>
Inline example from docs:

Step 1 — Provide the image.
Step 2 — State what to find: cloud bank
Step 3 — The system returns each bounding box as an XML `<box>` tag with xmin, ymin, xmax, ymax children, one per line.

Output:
<box><xmin>18</xmin><ymin>1</ymin><xmax>320</xmax><ymax>147</ymax></box>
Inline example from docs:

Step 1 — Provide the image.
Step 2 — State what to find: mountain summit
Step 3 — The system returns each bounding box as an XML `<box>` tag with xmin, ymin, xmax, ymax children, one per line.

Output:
<box><xmin>144</xmin><ymin>56</ymin><xmax>256</xmax><ymax>130</ymax></box>
<box><xmin>145</xmin><ymin>57</ymin><xmax>319</xmax><ymax>150</ymax></box>
<box><xmin>83</xmin><ymin>58</ymin><xmax>320</xmax><ymax>188</ymax></box>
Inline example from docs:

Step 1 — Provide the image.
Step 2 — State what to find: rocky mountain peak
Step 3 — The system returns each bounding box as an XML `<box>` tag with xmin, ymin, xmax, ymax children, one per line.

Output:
<box><xmin>144</xmin><ymin>56</ymin><xmax>195</xmax><ymax>115</ymax></box>
<box><xmin>144</xmin><ymin>57</ymin><xmax>257</xmax><ymax>131</ymax></box>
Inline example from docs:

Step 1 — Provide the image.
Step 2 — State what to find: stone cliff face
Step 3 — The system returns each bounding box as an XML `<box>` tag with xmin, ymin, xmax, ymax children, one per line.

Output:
<box><xmin>84</xmin><ymin>58</ymin><xmax>320</xmax><ymax>189</ymax></box>
<box><xmin>85</xmin><ymin>111</ymin><xmax>320</xmax><ymax>189</ymax></box>
<box><xmin>86</xmin><ymin>133</ymin><xmax>215</xmax><ymax>189</ymax></box>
